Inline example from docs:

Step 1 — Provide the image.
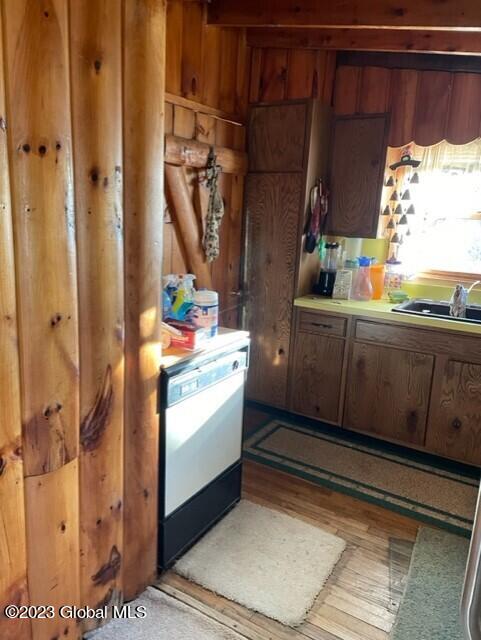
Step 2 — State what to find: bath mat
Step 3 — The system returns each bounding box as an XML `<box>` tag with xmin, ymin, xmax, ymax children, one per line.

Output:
<box><xmin>391</xmin><ymin>527</ymin><xmax>469</xmax><ymax>639</ymax></box>
<box><xmin>244</xmin><ymin>419</ymin><xmax>479</xmax><ymax>536</ymax></box>
<box><xmin>91</xmin><ymin>586</ymin><xmax>243</xmax><ymax>640</ymax></box>
<box><xmin>174</xmin><ymin>500</ymin><xmax>346</xmax><ymax>626</ymax></box>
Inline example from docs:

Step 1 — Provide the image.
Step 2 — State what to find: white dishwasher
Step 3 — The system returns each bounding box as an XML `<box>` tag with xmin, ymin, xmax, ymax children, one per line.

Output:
<box><xmin>158</xmin><ymin>338</ymin><xmax>249</xmax><ymax>568</ymax></box>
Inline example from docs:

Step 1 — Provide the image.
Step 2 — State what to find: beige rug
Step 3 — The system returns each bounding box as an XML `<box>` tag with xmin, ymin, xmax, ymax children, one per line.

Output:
<box><xmin>174</xmin><ymin>500</ymin><xmax>346</xmax><ymax>626</ymax></box>
<box><xmin>245</xmin><ymin>420</ymin><xmax>478</xmax><ymax>535</ymax></box>
<box><xmin>91</xmin><ymin>587</ymin><xmax>243</xmax><ymax>639</ymax></box>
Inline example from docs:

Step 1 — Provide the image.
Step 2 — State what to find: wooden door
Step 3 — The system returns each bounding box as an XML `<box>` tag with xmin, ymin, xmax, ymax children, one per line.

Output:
<box><xmin>326</xmin><ymin>114</ymin><xmax>389</xmax><ymax>238</ymax></box>
<box><xmin>245</xmin><ymin>172</ymin><xmax>301</xmax><ymax>407</ymax></box>
<box><xmin>344</xmin><ymin>342</ymin><xmax>434</xmax><ymax>445</ymax></box>
<box><xmin>426</xmin><ymin>359</ymin><xmax>481</xmax><ymax>465</ymax></box>
<box><xmin>248</xmin><ymin>102</ymin><xmax>308</xmax><ymax>172</ymax></box>
<box><xmin>290</xmin><ymin>332</ymin><xmax>345</xmax><ymax>424</ymax></box>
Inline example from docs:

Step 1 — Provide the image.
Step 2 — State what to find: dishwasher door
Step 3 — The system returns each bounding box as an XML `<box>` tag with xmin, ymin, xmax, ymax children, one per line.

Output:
<box><xmin>163</xmin><ymin>355</ymin><xmax>246</xmax><ymax>517</ymax></box>
<box><xmin>461</xmin><ymin>488</ymin><xmax>481</xmax><ymax>639</ymax></box>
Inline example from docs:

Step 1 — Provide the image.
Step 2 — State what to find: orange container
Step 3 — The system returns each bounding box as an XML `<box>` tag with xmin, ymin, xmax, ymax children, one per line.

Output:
<box><xmin>370</xmin><ymin>264</ymin><xmax>385</xmax><ymax>300</ymax></box>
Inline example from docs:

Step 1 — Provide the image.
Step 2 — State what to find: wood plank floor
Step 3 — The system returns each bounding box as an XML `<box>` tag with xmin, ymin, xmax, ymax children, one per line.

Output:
<box><xmin>156</xmin><ymin>455</ymin><xmax>420</xmax><ymax>640</ymax></box>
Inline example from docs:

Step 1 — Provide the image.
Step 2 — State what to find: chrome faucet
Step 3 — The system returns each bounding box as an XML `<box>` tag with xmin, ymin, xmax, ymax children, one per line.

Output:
<box><xmin>449</xmin><ymin>281</ymin><xmax>481</xmax><ymax>318</ymax></box>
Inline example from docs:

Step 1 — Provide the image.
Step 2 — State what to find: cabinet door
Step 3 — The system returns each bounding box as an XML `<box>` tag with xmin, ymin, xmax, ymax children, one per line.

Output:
<box><xmin>290</xmin><ymin>331</ymin><xmax>345</xmax><ymax>424</ymax></box>
<box><xmin>345</xmin><ymin>342</ymin><xmax>434</xmax><ymax>445</ymax></box>
<box><xmin>326</xmin><ymin>114</ymin><xmax>389</xmax><ymax>238</ymax></box>
<box><xmin>248</xmin><ymin>102</ymin><xmax>307</xmax><ymax>172</ymax></box>
<box><xmin>426</xmin><ymin>360</ymin><xmax>481</xmax><ymax>465</ymax></box>
<box><xmin>244</xmin><ymin>173</ymin><xmax>301</xmax><ymax>407</ymax></box>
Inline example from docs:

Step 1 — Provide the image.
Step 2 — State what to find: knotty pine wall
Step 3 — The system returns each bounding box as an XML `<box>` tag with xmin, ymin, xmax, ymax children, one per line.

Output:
<box><xmin>164</xmin><ymin>0</ymin><xmax>249</xmax><ymax>327</ymax></box>
<box><xmin>334</xmin><ymin>61</ymin><xmax>481</xmax><ymax>146</ymax></box>
<box><xmin>0</xmin><ymin>1</ymin><xmax>165</xmax><ymax>639</ymax></box>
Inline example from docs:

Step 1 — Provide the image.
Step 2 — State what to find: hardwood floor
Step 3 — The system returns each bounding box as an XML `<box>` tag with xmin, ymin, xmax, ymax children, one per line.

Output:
<box><xmin>157</xmin><ymin>456</ymin><xmax>420</xmax><ymax>640</ymax></box>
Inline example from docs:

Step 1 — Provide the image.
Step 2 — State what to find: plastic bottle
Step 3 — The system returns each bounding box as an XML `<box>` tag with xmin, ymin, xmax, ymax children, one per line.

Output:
<box><xmin>370</xmin><ymin>263</ymin><xmax>386</xmax><ymax>300</ymax></box>
<box><xmin>351</xmin><ymin>257</ymin><xmax>373</xmax><ymax>301</ymax></box>
<box><xmin>171</xmin><ymin>274</ymin><xmax>196</xmax><ymax>320</ymax></box>
<box><xmin>193</xmin><ymin>289</ymin><xmax>219</xmax><ymax>337</ymax></box>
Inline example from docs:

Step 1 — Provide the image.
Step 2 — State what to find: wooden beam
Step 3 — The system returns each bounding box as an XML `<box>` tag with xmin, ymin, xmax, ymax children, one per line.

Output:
<box><xmin>123</xmin><ymin>0</ymin><xmax>165</xmax><ymax>601</ymax></box>
<box><xmin>247</xmin><ymin>27</ymin><xmax>481</xmax><ymax>56</ymax></box>
<box><xmin>165</xmin><ymin>134</ymin><xmax>248</xmax><ymax>174</ymax></box>
<box><xmin>165</xmin><ymin>164</ymin><xmax>214</xmax><ymax>290</ymax></box>
<box><xmin>208</xmin><ymin>0</ymin><xmax>481</xmax><ymax>31</ymax></box>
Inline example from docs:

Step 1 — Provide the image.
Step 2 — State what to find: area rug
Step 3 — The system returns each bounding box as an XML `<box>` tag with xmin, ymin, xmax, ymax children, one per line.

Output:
<box><xmin>391</xmin><ymin>527</ymin><xmax>469</xmax><ymax>639</ymax></box>
<box><xmin>174</xmin><ymin>500</ymin><xmax>346</xmax><ymax>626</ymax></box>
<box><xmin>91</xmin><ymin>586</ymin><xmax>244</xmax><ymax>640</ymax></box>
<box><xmin>244</xmin><ymin>419</ymin><xmax>479</xmax><ymax>536</ymax></box>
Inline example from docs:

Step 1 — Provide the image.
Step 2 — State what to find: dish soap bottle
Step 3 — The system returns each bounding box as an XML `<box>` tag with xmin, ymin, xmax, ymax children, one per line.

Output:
<box><xmin>351</xmin><ymin>257</ymin><xmax>373</xmax><ymax>301</ymax></box>
<box><xmin>171</xmin><ymin>274</ymin><xmax>196</xmax><ymax>321</ymax></box>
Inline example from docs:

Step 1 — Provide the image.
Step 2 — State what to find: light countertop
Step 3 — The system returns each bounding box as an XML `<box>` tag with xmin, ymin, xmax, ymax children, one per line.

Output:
<box><xmin>294</xmin><ymin>295</ymin><xmax>481</xmax><ymax>337</ymax></box>
<box><xmin>160</xmin><ymin>327</ymin><xmax>250</xmax><ymax>370</ymax></box>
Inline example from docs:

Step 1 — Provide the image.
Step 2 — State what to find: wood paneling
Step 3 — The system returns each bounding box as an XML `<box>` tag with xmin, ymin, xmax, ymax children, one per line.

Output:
<box><xmin>427</xmin><ymin>360</ymin><xmax>481</xmax><ymax>465</ymax></box>
<box><xmin>259</xmin><ymin>48</ymin><xmax>288</xmax><ymax>102</ymax></box>
<box><xmin>345</xmin><ymin>342</ymin><xmax>434</xmax><ymax>446</ymax></box>
<box><xmin>447</xmin><ymin>73</ymin><xmax>481</xmax><ymax>144</ymax></box>
<box><xmin>389</xmin><ymin>69</ymin><xmax>419</xmax><ymax>147</ymax></box>
<box><xmin>70</xmin><ymin>0</ymin><xmax>124</xmax><ymax>620</ymax></box>
<box><xmin>248</xmin><ymin>103</ymin><xmax>307</xmax><ymax>172</ymax></box>
<box><xmin>249</xmin><ymin>46</ymin><xmax>337</xmax><ymax>105</ymax></box>
<box><xmin>359</xmin><ymin>67</ymin><xmax>391</xmax><ymax>114</ymax></box>
<box><xmin>333</xmin><ymin>66</ymin><xmax>361</xmax><ymax>115</ymax></box>
<box><xmin>122</xmin><ymin>0</ymin><xmax>166</xmax><ymax>601</ymax></box>
<box><xmin>0</xmin><ymin>9</ymin><xmax>30</xmax><ymax>636</ymax></box>
<box><xmin>335</xmin><ymin>61</ymin><xmax>481</xmax><ymax>146</ymax></box>
<box><xmin>326</xmin><ymin>114</ymin><xmax>389</xmax><ymax>238</ymax></box>
<box><xmin>245</xmin><ymin>173</ymin><xmax>301</xmax><ymax>407</ymax></box>
<box><xmin>208</xmin><ymin>0</ymin><xmax>481</xmax><ymax>30</ymax></box>
<box><xmin>165</xmin><ymin>0</ymin><xmax>246</xmax><ymax>118</ymax></box>
<box><xmin>25</xmin><ymin>460</ymin><xmax>80</xmax><ymax>640</ymax></box>
<box><xmin>3</xmin><ymin>0</ymin><xmax>79</xmax><ymax>478</ymax></box>
<box><xmin>290</xmin><ymin>332</ymin><xmax>345</xmax><ymax>424</ymax></box>
<box><xmin>247</xmin><ymin>27</ymin><xmax>481</xmax><ymax>56</ymax></box>
<box><xmin>413</xmin><ymin>71</ymin><xmax>452</xmax><ymax>146</ymax></box>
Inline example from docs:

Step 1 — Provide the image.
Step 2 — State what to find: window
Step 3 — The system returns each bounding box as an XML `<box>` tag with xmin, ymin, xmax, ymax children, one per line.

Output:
<box><xmin>391</xmin><ymin>140</ymin><xmax>481</xmax><ymax>278</ymax></box>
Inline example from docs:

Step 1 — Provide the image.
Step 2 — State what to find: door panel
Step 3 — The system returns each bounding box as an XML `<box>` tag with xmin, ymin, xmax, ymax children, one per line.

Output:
<box><xmin>290</xmin><ymin>332</ymin><xmax>345</xmax><ymax>424</ymax></box>
<box><xmin>248</xmin><ymin>103</ymin><xmax>307</xmax><ymax>172</ymax></box>
<box><xmin>245</xmin><ymin>173</ymin><xmax>301</xmax><ymax>407</ymax></box>
<box><xmin>345</xmin><ymin>342</ymin><xmax>434</xmax><ymax>445</ymax></box>
<box><xmin>427</xmin><ymin>359</ymin><xmax>481</xmax><ymax>465</ymax></box>
<box><xmin>326</xmin><ymin>113</ymin><xmax>389</xmax><ymax>238</ymax></box>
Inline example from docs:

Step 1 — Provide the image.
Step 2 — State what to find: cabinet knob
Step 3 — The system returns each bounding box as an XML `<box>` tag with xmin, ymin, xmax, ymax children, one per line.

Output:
<box><xmin>452</xmin><ymin>418</ymin><xmax>462</xmax><ymax>430</ymax></box>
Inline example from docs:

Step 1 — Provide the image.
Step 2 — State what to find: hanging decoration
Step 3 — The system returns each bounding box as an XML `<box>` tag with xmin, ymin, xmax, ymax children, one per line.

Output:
<box><xmin>380</xmin><ymin>144</ymin><xmax>422</xmax><ymax>262</ymax></box>
<box><xmin>202</xmin><ymin>147</ymin><xmax>224</xmax><ymax>263</ymax></box>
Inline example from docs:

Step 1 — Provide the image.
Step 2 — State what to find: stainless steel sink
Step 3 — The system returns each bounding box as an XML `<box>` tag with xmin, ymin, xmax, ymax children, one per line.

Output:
<box><xmin>392</xmin><ymin>298</ymin><xmax>481</xmax><ymax>325</ymax></box>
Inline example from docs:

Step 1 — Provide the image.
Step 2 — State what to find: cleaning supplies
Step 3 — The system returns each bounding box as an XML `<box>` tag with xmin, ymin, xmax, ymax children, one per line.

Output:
<box><xmin>351</xmin><ymin>257</ymin><xmax>373</xmax><ymax>301</ymax></box>
<box><xmin>192</xmin><ymin>289</ymin><xmax>219</xmax><ymax>337</ymax></box>
<box><xmin>171</xmin><ymin>274</ymin><xmax>196</xmax><ymax>321</ymax></box>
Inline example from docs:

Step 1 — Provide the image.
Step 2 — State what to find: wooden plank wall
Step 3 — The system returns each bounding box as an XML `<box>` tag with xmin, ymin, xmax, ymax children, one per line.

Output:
<box><xmin>248</xmin><ymin>47</ymin><xmax>337</xmax><ymax>104</ymax></box>
<box><xmin>164</xmin><ymin>0</ymin><xmax>248</xmax><ymax>328</ymax></box>
<box><xmin>0</xmin><ymin>1</ymin><xmax>166</xmax><ymax>638</ymax></box>
<box><xmin>334</xmin><ymin>63</ymin><xmax>481</xmax><ymax>146</ymax></box>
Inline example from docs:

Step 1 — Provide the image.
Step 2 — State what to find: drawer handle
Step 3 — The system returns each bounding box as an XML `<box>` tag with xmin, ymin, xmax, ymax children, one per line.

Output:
<box><xmin>310</xmin><ymin>322</ymin><xmax>333</xmax><ymax>329</ymax></box>
<box><xmin>452</xmin><ymin>418</ymin><xmax>462</xmax><ymax>430</ymax></box>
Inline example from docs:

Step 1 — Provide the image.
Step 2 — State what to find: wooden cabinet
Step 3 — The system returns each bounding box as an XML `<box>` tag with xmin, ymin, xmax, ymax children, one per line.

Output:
<box><xmin>244</xmin><ymin>173</ymin><xmax>301</xmax><ymax>406</ymax></box>
<box><xmin>244</xmin><ymin>100</ymin><xmax>331</xmax><ymax>408</ymax></box>
<box><xmin>326</xmin><ymin>114</ymin><xmax>389</xmax><ymax>238</ymax></box>
<box><xmin>289</xmin><ymin>331</ymin><xmax>345</xmax><ymax>424</ymax></box>
<box><xmin>344</xmin><ymin>342</ymin><xmax>434</xmax><ymax>446</ymax></box>
<box><xmin>248</xmin><ymin>102</ymin><xmax>308</xmax><ymax>172</ymax></box>
<box><xmin>426</xmin><ymin>359</ymin><xmax>481</xmax><ymax>465</ymax></box>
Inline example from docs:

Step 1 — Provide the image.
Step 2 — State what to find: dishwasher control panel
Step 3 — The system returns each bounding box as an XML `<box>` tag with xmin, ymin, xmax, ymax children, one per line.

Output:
<box><xmin>166</xmin><ymin>349</ymin><xmax>248</xmax><ymax>407</ymax></box>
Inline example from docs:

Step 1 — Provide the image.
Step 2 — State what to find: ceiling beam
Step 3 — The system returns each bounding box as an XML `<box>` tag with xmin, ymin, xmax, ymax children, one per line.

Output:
<box><xmin>208</xmin><ymin>1</ymin><xmax>481</xmax><ymax>31</ymax></box>
<box><xmin>246</xmin><ymin>27</ymin><xmax>481</xmax><ymax>56</ymax></box>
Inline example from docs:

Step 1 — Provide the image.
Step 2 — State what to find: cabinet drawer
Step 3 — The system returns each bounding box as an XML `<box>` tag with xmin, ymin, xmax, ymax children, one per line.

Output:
<box><xmin>354</xmin><ymin>319</ymin><xmax>481</xmax><ymax>361</ymax></box>
<box><xmin>298</xmin><ymin>311</ymin><xmax>347</xmax><ymax>337</ymax></box>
